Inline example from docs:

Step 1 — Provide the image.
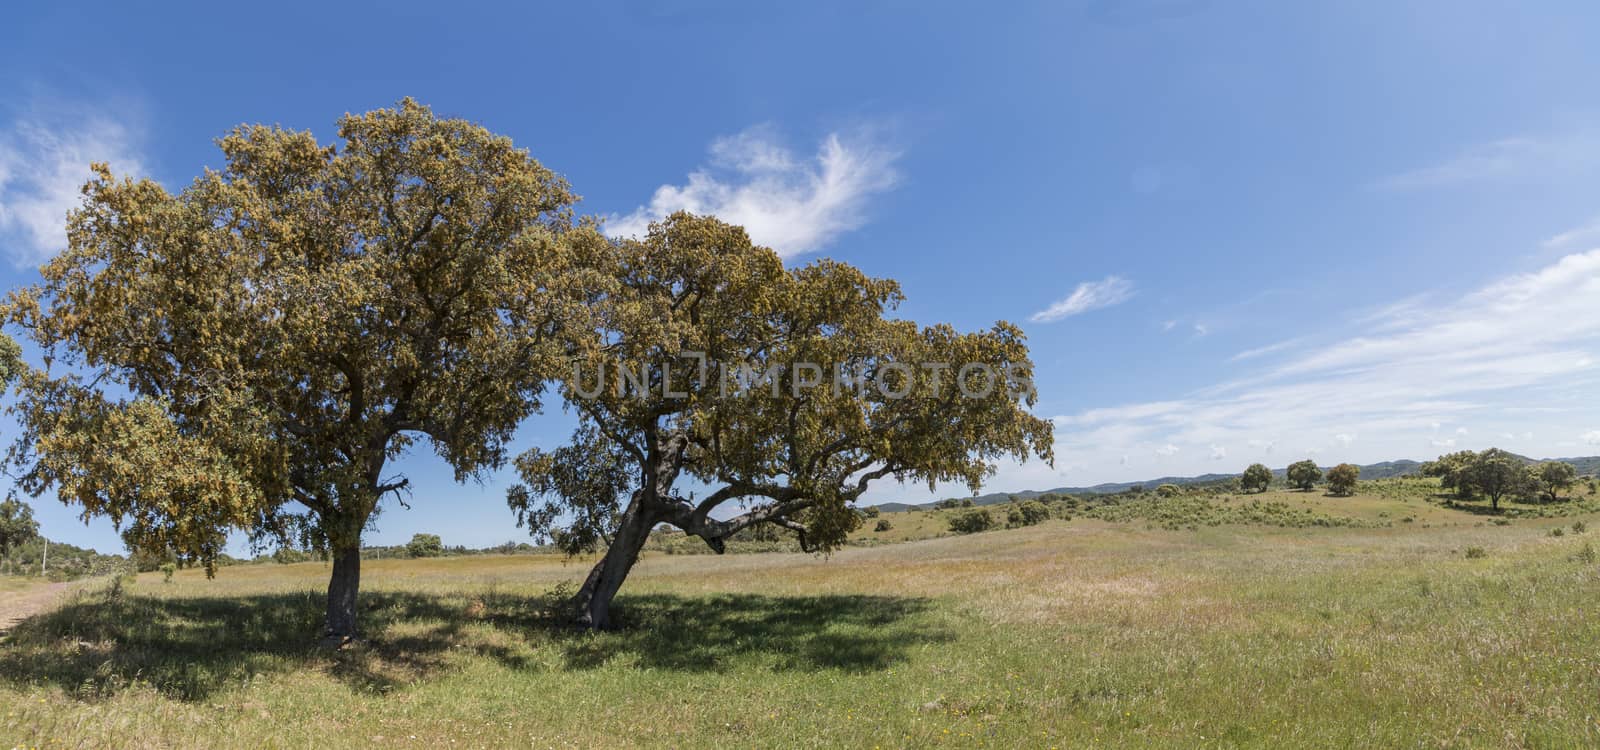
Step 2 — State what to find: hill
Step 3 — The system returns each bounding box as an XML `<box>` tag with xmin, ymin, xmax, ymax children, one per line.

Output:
<box><xmin>878</xmin><ymin>455</ymin><xmax>1595</xmax><ymax>511</ymax></box>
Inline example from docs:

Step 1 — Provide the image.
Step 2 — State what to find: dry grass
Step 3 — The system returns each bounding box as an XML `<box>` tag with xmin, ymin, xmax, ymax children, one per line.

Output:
<box><xmin>3</xmin><ymin>485</ymin><xmax>1600</xmax><ymax>748</ymax></box>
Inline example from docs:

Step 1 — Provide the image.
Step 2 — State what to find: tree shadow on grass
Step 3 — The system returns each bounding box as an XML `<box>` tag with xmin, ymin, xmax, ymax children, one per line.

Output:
<box><xmin>0</xmin><ymin>582</ymin><xmax>945</xmax><ymax>702</ymax></box>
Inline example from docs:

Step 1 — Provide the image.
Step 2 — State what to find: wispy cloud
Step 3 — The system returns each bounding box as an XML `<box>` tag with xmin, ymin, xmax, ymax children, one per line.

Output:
<box><xmin>1377</xmin><ymin>133</ymin><xmax>1600</xmax><ymax>191</ymax></box>
<box><xmin>1230</xmin><ymin>337</ymin><xmax>1305</xmax><ymax>362</ymax></box>
<box><xmin>1029</xmin><ymin>276</ymin><xmax>1135</xmax><ymax>323</ymax></box>
<box><xmin>1042</xmin><ymin>249</ymin><xmax>1600</xmax><ymax>480</ymax></box>
<box><xmin>0</xmin><ymin>104</ymin><xmax>146</xmax><ymax>265</ymax></box>
<box><xmin>607</xmin><ymin>124</ymin><xmax>899</xmax><ymax>257</ymax></box>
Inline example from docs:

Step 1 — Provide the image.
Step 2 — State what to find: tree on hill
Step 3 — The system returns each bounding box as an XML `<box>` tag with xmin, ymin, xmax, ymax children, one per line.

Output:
<box><xmin>948</xmin><ymin>508</ymin><xmax>997</xmax><ymax>534</ymax></box>
<box><xmin>0</xmin><ymin>497</ymin><xmax>39</xmax><ymax>563</ymax></box>
<box><xmin>1533</xmin><ymin>462</ymin><xmax>1577</xmax><ymax>504</ymax></box>
<box><xmin>1006</xmin><ymin>500</ymin><xmax>1050</xmax><ymax>528</ymax></box>
<box><xmin>405</xmin><ymin>533</ymin><xmax>444</xmax><ymax>558</ymax></box>
<box><xmin>1286</xmin><ymin>460</ymin><xmax>1322</xmax><ymax>491</ymax></box>
<box><xmin>1241</xmin><ymin>463</ymin><xmax>1272</xmax><ymax>493</ymax></box>
<box><xmin>1467</xmin><ymin>449</ymin><xmax>1530</xmax><ymax>511</ymax></box>
<box><xmin>2</xmin><ymin>100</ymin><xmax>597</xmax><ymax>642</ymax></box>
<box><xmin>1326</xmin><ymin>463</ymin><xmax>1360</xmax><ymax>496</ymax></box>
<box><xmin>505</xmin><ymin>213</ymin><xmax>1053</xmax><ymax>629</ymax></box>
<box><xmin>1156</xmin><ymin>483</ymin><xmax>1182</xmax><ymax>498</ymax></box>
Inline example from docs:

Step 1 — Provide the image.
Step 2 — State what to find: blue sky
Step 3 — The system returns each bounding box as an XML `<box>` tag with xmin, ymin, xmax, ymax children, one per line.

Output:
<box><xmin>4</xmin><ymin>1</ymin><xmax>1600</xmax><ymax>553</ymax></box>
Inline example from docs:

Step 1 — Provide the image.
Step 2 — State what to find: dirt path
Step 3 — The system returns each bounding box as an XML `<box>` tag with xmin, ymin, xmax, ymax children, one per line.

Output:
<box><xmin>0</xmin><ymin>579</ymin><xmax>82</xmax><ymax>635</ymax></box>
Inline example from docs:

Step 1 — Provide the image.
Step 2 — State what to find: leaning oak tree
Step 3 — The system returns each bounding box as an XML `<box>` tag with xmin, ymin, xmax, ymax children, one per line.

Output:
<box><xmin>3</xmin><ymin>100</ymin><xmax>597</xmax><ymax>642</ymax></box>
<box><xmin>507</xmin><ymin>213</ymin><xmax>1053</xmax><ymax>629</ymax></box>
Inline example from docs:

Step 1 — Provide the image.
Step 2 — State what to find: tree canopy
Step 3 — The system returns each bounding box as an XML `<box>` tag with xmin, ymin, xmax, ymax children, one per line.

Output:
<box><xmin>506</xmin><ymin>213</ymin><xmax>1053</xmax><ymax>628</ymax></box>
<box><xmin>2</xmin><ymin>100</ymin><xmax>598</xmax><ymax>640</ymax></box>
<box><xmin>1326</xmin><ymin>463</ymin><xmax>1359</xmax><ymax>496</ymax></box>
<box><xmin>1286</xmin><ymin>460</ymin><xmax>1322</xmax><ymax>491</ymax></box>
<box><xmin>1241</xmin><ymin>463</ymin><xmax>1272</xmax><ymax>493</ymax></box>
<box><xmin>1533</xmin><ymin>461</ymin><xmax>1577</xmax><ymax>504</ymax></box>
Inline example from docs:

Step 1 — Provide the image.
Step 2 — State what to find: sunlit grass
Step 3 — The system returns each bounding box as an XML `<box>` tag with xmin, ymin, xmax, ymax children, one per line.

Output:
<box><xmin>3</xmin><ymin>486</ymin><xmax>1599</xmax><ymax>747</ymax></box>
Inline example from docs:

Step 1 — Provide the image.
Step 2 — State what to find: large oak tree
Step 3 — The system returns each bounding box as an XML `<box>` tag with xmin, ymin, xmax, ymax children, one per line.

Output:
<box><xmin>3</xmin><ymin>100</ymin><xmax>598</xmax><ymax>641</ymax></box>
<box><xmin>507</xmin><ymin>213</ymin><xmax>1054</xmax><ymax>629</ymax></box>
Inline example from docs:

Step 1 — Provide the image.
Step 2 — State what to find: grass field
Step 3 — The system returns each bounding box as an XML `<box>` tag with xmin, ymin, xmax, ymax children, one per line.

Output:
<box><xmin>4</xmin><ymin>484</ymin><xmax>1600</xmax><ymax>748</ymax></box>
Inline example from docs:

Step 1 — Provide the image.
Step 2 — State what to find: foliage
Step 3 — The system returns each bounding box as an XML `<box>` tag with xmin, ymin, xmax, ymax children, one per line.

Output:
<box><xmin>1533</xmin><ymin>462</ymin><xmax>1578</xmax><ymax>503</ymax></box>
<box><xmin>2</xmin><ymin>100</ymin><xmax>594</xmax><ymax>637</ymax></box>
<box><xmin>1326</xmin><ymin>463</ymin><xmax>1360</xmax><ymax>496</ymax></box>
<box><xmin>1241</xmin><ymin>463</ymin><xmax>1272</xmax><ymax>493</ymax></box>
<box><xmin>1080</xmin><ymin>495</ymin><xmax>1381</xmax><ymax>530</ymax></box>
<box><xmin>946</xmin><ymin>508</ymin><xmax>996</xmax><ymax>534</ymax></box>
<box><xmin>1155</xmin><ymin>484</ymin><xmax>1181</xmax><ymax>498</ymax></box>
<box><xmin>1286</xmin><ymin>460</ymin><xmax>1322</xmax><ymax>491</ymax></box>
<box><xmin>506</xmin><ymin>212</ymin><xmax>1052</xmax><ymax>627</ymax></box>
<box><xmin>1006</xmin><ymin>500</ymin><xmax>1051</xmax><ymax>528</ymax></box>
<box><xmin>1465</xmin><ymin>449</ymin><xmax>1531</xmax><ymax>511</ymax></box>
<box><xmin>406</xmin><ymin>534</ymin><xmax>445</xmax><ymax>559</ymax></box>
<box><xmin>0</xmin><ymin>496</ymin><xmax>40</xmax><ymax>559</ymax></box>
<box><xmin>874</xmin><ymin>519</ymin><xmax>893</xmax><ymax>532</ymax></box>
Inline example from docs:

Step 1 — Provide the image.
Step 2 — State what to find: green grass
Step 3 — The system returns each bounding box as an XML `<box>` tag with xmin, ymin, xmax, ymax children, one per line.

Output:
<box><xmin>4</xmin><ymin>483</ymin><xmax>1600</xmax><ymax>747</ymax></box>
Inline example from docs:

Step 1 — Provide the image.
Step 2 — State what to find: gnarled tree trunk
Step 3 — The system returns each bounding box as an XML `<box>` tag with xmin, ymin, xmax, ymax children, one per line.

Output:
<box><xmin>323</xmin><ymin>544</ymin><xmax>362</xmax><ymax>645</ymax></box>
<box><xmin>573</xmin><ymin>501</ymin><xmax>657</xmax><ymax>629</ymax></box>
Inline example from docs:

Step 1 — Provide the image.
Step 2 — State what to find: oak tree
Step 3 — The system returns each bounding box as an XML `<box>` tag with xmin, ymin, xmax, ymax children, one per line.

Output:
<box><xmin>1241</xmin><ymin>463</ymin><xmax>1272</xmax><ymax>493</ymax></box>
<box><xmin>506</xmin><ymin>213</ymin><xmax>1052</xmax><ymax>628</ymax></box>
<box><xmin>1532</xmin><ymin>461</ymin><xmax>1577</xmax><ymax>504</ymax></box>
<box><xmin>3</xmin><ymin>100</ymin><xmax>596</xmax><ymax>641</ymax></box>
<box><xmin>1286</xmin><ymin>460</ymin><xmax>1322</xmax><ymax>491</ymax></box>
<box><xmin>1326</xmin><ymin>463</ymin><xmax>1359</xmax><ymax>496</ymax></box>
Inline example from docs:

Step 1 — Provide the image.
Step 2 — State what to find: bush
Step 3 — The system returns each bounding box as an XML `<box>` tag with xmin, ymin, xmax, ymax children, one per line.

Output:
<box><xmin>1464</xmin><ymin>546</ymin><xmax>1487</xmax><ymax>559</ymax></box>
<box><xmin>874</xmin><ymin>519</ymin><xmax>893</xmax><ymax>532</ymax></box>
<box><xmin>1549</xmin><ymin>527</ymin><xmax>1566</xmax><ymax>537</ymax></box>
<box><xmin>159</xmin><ymin>562</ymin><xmax>177</xmax><ymax>583</ymax></box>
<box><xmin>1006</xmin><ymin>501</ymin><xmax>1051</xmax><ymax>528</ymax></box>
<box><xmin>1155</xmin><ymin>484</ymin><xmax>1182</xmax><ymax>499</ymax></box>
<box><xmin>1575</xmin><ymin>542</ymin><xmax>1597</xmax><ymax>564</ymax></box>
<box><xmin>406</xmin><ymin>533</ymin><xmax>444</xmax><ymax>558</ymax></box>
<box><xmin>860</xmin><ymin>506</ymin><xmax>881</xmax><ymax>519</ymax></box>
<box><xmin>947</xmin><ymin>509</ymin><xmax>996</xmax><ymax>534</ymax></box>
<box><xmin>1573</xmin><ymin>521</ymin><xmax>1587</xmax><ymax>534</ymax></box>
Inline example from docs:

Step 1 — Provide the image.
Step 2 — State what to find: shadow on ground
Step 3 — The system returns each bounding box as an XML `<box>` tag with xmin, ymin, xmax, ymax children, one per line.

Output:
<box><xmin>0</xmin><ymin>581</ymin><xmax>945</xmax><ymax>701</ymax></box>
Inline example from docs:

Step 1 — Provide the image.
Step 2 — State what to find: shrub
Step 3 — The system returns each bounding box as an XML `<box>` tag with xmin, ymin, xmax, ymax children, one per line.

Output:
<box><xmin>1575</xmin><ymin>542</ymin><xmax>1597</xmax><ymax>564</ymax></box>
<box><xmin>874</xmin><ymin>519</ymin><xmax>893</xmax><ymax>532</ymax></box>
<box><xmin>1006</xmin><ymin>501</ymin><xmax>1051</xmax><ymax>528</ymax></box>
<box><xmin>1464</xmin><ymin>546</ymin><xmax>1488</xmax><ymax>559</ymax></box>
<box><xmin>1550</xmin><ymin>527</ymin><xmax>1566</xmax><ymax>537</ymax></box>
<box><xmin>861</xmin><ymin>506</ymin><xmax>881</xmax><ymax>519</ymax></box>
<box><xmin>159</xmin><ymin>562</ymin><xmax>177</xmax><ymax>583</ymax></box>
<box><xmin>406</xmin><ymin>533</ymin><xmax>444</xmax><ymax>558</ymax></box>
<box><xmin>947</xmin><ymin>509</ymin><xmax>996</xmax><ymax>534</ymax></box>
<box><xmin>1573</xmin><ymin>521</ymin><xmax>1587</xmax><ymax>534</ymax></box>
<box><xmin>1156</xmin><ymin>484</ymin><xmax>1182</xmax><ymax>499</ymax></box>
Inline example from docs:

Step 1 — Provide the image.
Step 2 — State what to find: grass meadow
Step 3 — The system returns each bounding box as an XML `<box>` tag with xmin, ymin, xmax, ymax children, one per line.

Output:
<box><xmin>3</xmin><ymin>482</ymin><xmax>1599</xmax><ymax>748</ymax></box>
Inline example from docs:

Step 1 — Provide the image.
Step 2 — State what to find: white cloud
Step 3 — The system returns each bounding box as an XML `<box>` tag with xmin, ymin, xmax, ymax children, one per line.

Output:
<box><xmin>1377</xmin><ymin>133</ymin><xmax>1600</xmax><ymax>190</ymax></box>
<box><xmin>1585</xmin><ymin>430</ymin><xmax>1600</xmax><ymax>446</ymax></box>
<box><xmin>1029</xmin><ymin>276</ymin><xmax>1135</xmax><ymax>323</ymax></box>
<box><xmin>1231</xmin><ymin>337</ymin><xmax>1305</xmax><ymax>362</ymax></box>
<box><xmin>1155</xmin><ymin>443</ymin><xmax>1180</xmax><ymax>457</ymax></box>
<box><xmin>607</xmin><ymin>124</ymin><xmax>899</xmax><ymax>257</ymax></box>
<box><xmin>1042</xmin><ymin>249</ymin><xmax>1600</xmax><ymax>482</ymax></box>
<box><xmin>1209</xmin><ymin>444</ymin><xmax>1227</xmax><ymax>460</ymax></box>
<box><xmin>0</xmin><ymin>108</ymin><xmax>145</xmax><ymax>265</ymax></box>
<box><xmin>1544</xmin><ymin>217</ymin><xmax>1600</xmax><ymax>250</ymax></box>
<box><xmin>1192</xmin><ymin>323</ymin><xmax>1210</xmax><ymax>337</ymax></box>
<box><xmin>1161</xmin><ymin>320</ymin><xmax>1178</xmax><ymax>332</ymax></box>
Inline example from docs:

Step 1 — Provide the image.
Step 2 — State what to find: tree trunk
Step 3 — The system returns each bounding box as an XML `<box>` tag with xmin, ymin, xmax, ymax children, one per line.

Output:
<box><xmin>573</xmin><ymin>501</ymin><xmax>656</xmax><ymax>630</ymax></box>
<box><xmin>322</xmin><ymin>544</ymin><xmax>362</xmax><ymax>645</ymax></box>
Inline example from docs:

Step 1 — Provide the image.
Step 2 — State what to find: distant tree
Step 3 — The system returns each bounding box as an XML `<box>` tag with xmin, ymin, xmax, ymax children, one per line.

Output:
<box><xmin>1129</xmin><ymin>485</ymin><xmax>1145</xmax><ymax>495</ymax></box>
<box><xmin>961</xmin><ymin>498</ymin><xmax>976</xmax><ymax>508</ymax></box>
<box><xmin>1241</xmin><ymin>463</ymin><xmax>1272</xmax><ymax>494</ymax></box>
<box><xmin>1</xmin><ymin>101</ymin><xmax>594</xmax><ymax>642</ymax></box>
<box><xmin>948</xmin><ymin>509</ymin><xmax>997</xmax><ymax>534</ymax></box>
<box><xmin>1326</xmin><ymin>463</ymin><xmax>1360</xmax><ymax>496</ymax></box>
<box><xmin>406</xmin><ymin>533</ymin><xmax>444</xmax><ymax>558</ymax></box>
<box><xmin>0</xmin><ymin>497</ymin><xmax>40</xmax><ymax>562</ymax></box>
<box><xmin>1467</xmin><ymin>449</ymin><xmax>1529</xmax><ymax>511</ymax></box>
<box><xmin>1421</xmin><ymin>451</ymin><xmax>1478</xmax><ymax>498</ymax></box>
<box><xmin>1156</xmin><ymin>484</ymin><xmax>1181</xmax><ymax>498</ymax></box>
<box><xmin>1006</xmin><ymin>501</ymin><xmax>1051</xmax><ymax>528</ymax></box>
<box><xmin>1286</xmin><ymin>460</ymin><xmax>1323</xmax><ymax>491</ymax></box>
<box><xmin>874</xmin><ymin>519</ymin><xmax>893</xmax><ymax>532</ymax></box>
<box><xmin>1533</xmin><ymin>462</ymin><xmax>1578</xmax><ymax>504</ymax></box>
<box><xmin>861</xmin><ymin>506</ymin><xmax>881</xmax><ymax>519</ymax></box>
<box><xmin>933</xmin><ymin>499</ymin><xmax>962</xmax><ymax>510</ymax></box>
